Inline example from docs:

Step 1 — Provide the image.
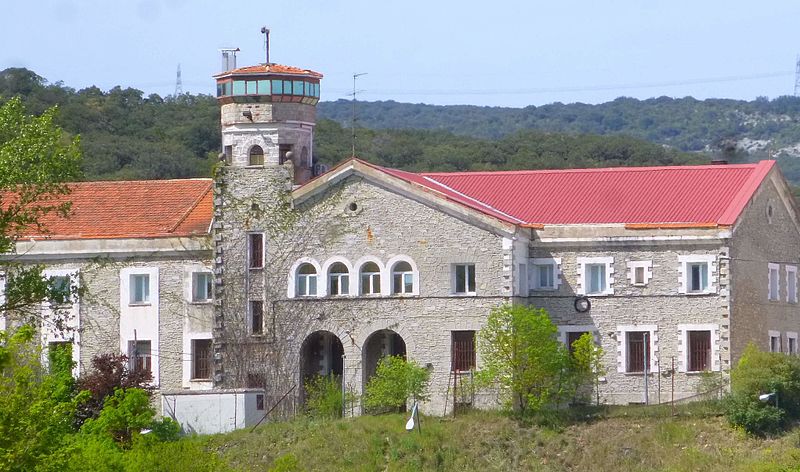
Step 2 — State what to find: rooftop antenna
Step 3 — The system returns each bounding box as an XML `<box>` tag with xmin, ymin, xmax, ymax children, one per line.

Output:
<box><xmin>219</xmin><ymin>48</ymin><xmax>240</xmax><ymax>72</ymax></box>
<box><xmin>795</xmin><ymin>55</ymin><xmax>800</xmax><ymax>96</ymax></box>
<box><xmin>350</xmin><ymin>72</ymin><xmax>367</xmax><ymax>157</ymax></box>
<box><xmin>174</xmin><ymin>64</ymin><xmax>183</xmax><ymax>96</ymax></box>
<box><xmin>261</xmin><ymin>26</ymin><xmax>270</xmax><ymax>64</ymax></box>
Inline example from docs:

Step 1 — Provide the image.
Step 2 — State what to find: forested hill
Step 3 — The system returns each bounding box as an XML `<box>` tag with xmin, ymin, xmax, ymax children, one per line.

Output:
<box><xmin>3</xmin><ymin>67</ymin><xmax>797</xmax><ymax>184</ymax></box>
<box><xmin>319</xmin><ymin>97</ymin><xmax>800</xmax><ymax>153</ymax></box>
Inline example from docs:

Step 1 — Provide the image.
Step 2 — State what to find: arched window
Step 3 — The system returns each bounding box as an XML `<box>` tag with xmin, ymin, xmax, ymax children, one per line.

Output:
<box><xmin>328</xmin><ymin>262</ymin><xmax>349</xmax><ymax>296</ymax></box>
<box><xmin>392</xmin><ymin>261</ymin><xmax>414</xmax><ymax>295</ymax></box>
<box><xmin>360</xmin><ymin>262</ymin><xmax>381</xmax><ymax>295</ymax></box>
<box><xmin>249</xmin><ymin>145</ymin><xmax>264</xmax><ymax>166</ymax></box>
<box><xmin>296</xmin><ymin>263</ymin><xmax>317</xmax><ymax>296</ymax></box>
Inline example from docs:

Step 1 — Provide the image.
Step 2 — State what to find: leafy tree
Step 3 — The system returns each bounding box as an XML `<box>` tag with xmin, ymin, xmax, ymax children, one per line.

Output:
<box><xmin>568</xmin><ymin>333</ymin><xmax>605</xmax><ymax>405</ymax></box>
<box><xmin>0</xmin><ymin>326</ymin><xmax>83</xmax><ymax>471</ymax></box>
<box><xmin>304</xmin><ymin>374</ymin><xmax>344</xmax><ymax>419</ymax></box>
<box><xmin>363</xmin><ymin>355</ymin><xmax>430</xmax><ymax>413</ymax></box>
<box><xmin>75</xmin><ymin>353</ymin><xmax>154</xmax><ymax>425</ymax></box>
<box><xmin>476</xmin><ymin>304</ymin><xmax>572</xmax><ymax>415</ymax></box>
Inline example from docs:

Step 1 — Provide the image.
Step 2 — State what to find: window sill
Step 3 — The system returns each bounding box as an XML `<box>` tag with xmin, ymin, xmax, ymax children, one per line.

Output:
<box><xmin>583</xmin><ymin>292</ymin><xmax>614</xmax><ymax>297</ymax></box>
<box><xmin>451</xmin><ymin>292</ymin><xmax>477</xmax><ymax>297</ymax></box>
<box><xmin>190</xmin><ymin>300</ymin><xmax>213</xmax><ymax>305</ymax></box>
<box><xmin>683</xmin><ymin>291</ymin><xmax>715</xmax><ymax>296</ymax></box>
<box><xmin>390</xmin><ymin>293</ymin><xmax>419</xmax><ymax>298</ymax></box>
<box><xmin>623</xmin><ymin>370</ymin><xmax>659</xmax><ymax>376</ymax></box>
<box><xmin>128</xmin><ymin>302</ymin><xmax>152</xmax><ymax>307</ymax></box>
<box><xmin>249</xmin><ymin>267</ymin><xmax>264</xmax><ymax>271</ymax></box>
<box><xmin>684</xmin><ymin>370</ymin><xmax>715</xmax><ymax>375</ymax></box>
<box><xmin>532</xmin><ymin>287</ymin><xmax>558</xmax><ymax>292</ymax></box>
<box><xmin>189</xmin><ymin>378</ymin><xmax>212</xmax><ymax>382</ymax></box>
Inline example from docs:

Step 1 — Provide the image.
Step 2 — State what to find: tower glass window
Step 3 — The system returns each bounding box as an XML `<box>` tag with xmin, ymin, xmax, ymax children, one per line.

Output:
<box><xmin>249</xmin><ymin>145</ymin><xmax>264</xmax><ymax>166</ymax></box>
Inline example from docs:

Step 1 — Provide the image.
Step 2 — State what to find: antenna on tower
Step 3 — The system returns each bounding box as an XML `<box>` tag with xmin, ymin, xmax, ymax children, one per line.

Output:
<box><xmin>174</xmin><ymin>64</ymin><xmax>183</xmax><ymax>96</ymax></box>
<box><xmin>261</xmin><ymin>26</ymin><xmax>271</xmax><ymax>64</ymax></box>
<box><xmin>350</xmin><ymin>72</ymin><xmax>367</xmax><ymax>157</ymax></box>
<box><xmin>794</xmin><ymin>55</ymin><xmax>800</xmax><ymax>97</ymax></box>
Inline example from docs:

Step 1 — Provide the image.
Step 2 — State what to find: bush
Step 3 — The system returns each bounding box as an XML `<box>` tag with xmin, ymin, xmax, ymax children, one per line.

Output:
<box><xmin>363</xmin><ymin>356</ymin><xmax>430</xmax><ymax>413</ymax></box>
<box><xmin>304</xmin><ymin>375</ymin><xmax>343</xmax><ymax>419</ymax></box>
<box><xmin>724</xmin><ymin>343</ymin><xmax>800</xmax><ymax>435</ymax></box>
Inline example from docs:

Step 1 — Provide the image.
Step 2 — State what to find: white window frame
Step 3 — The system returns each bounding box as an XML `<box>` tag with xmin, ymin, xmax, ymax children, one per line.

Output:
<box><xmin>191</xmin><ymin>272</ymin><xmax>213</xmax><ymax>303</ymax></box>
<box><xmin>287</xmin><ymin>258</ymin><xmax>322</xmax><ymax>298</ymax></box>
<box><xmin>531</xmin><ymin>258</ymin><xmax>561</xmax><ymax>291</ymax></box>
<box><xmin>769</xmin><ymin>330</ymin><xmax>782</xmax><ymax>353</ymax></box>
<box><xmin>360</xmin><ymin>262</ymin><xmax>382</xmax><ymax>296</ymax></box>
<box><xmin>387</xmin><ymin>255</ymin><xmax>419</xmax><ymax>296</ymax></box>
<box><xmin>768</xmin><ymin>263</ymin><xmax>780</xmax><ymax>301</ymax></box>
<box><xmin>678</xmin><ymin>255</ymin><xmax>717</xmax><ymax>295</ymax></box>
<box><xmin>786</xmin><ymin>265</ymin><xmax>797</xmax><ymax>303</ymax></box>
<box><xmin>296</xmin><ymin>263</ymin><xmax>318</xmax><ymax>297</ymax></box>
<box><xmin>577</xmin><ymin>257</ymin><xmax>614</xmax><ymax>296</ymax></box>
<box><xmin>677</xmin><ymin>324</ymin><xmax>720</xmax><ymax>373</ymax></box>
<box><xmin>452</xmin><ymin>263</ymin><xmax>477</xmax><ymax>295</ymax></box>
<box><xmin>327</xmin><ymin>263</ymin><xmax>351</xmax><ymax>297</ymax></box>
<box><xmin>627</xmin><ymin>260</ymin><xmax>653</xmax><ymax>287</ymax></box>
<box><xmin>130</xmin><ymin>273</ymin><xmax>151</xmax><ymax>305</ymax></box>
<box><xmin>787</xmin><ymin>331</ymin><xmax>798</xmax><ymax>355</ymax></box>
<box><xmin>616</xmin><ymin>324</ymin><xmax>658</xmax><ymax>373</ymax></box>
<box><xmin>557</xmin><ymin>325</ymin><xmax>600</xmax><ymax>346</ymax></box>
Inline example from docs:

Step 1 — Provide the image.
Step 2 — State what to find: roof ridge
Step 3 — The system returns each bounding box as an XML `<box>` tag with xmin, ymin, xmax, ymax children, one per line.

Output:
<box><xmin>717</xmin><ymin>160</ymin><xmax>775</xmax><ymax>225</ymax></box>
<box><xmin>167</xmin><ymin>180</ymin><xmax>214</xmax><ymax>234</ymax></box>
<box><xmin>420</xmin><ymin>162</ymin><xmax>765</xmax><ymax>177</ymax></box>
<box><xmin>68</xmin><ymin>178</ymin><xmax>213</xmax><ymax>186</ymax></box>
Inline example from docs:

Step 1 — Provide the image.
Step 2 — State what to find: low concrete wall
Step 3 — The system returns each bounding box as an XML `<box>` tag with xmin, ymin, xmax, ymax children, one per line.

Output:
<box><xmin>161</xmin><ymin>388</ymin><xmax>265</xmax><ymax>435</ymax></box>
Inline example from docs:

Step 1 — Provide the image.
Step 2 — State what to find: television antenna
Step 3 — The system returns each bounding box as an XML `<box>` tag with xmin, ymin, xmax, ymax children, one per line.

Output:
<box><xmin>350</xmin><ymin>72</ymin><xmax>367</xmax><ymax>157</ymax></box>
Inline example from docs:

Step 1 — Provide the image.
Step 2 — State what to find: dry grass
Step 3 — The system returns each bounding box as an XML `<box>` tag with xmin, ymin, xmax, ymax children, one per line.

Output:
<box><xmin>193</xmin><ymin>405</ymin><xmax>800</xmax><ymax>471</ymax></box>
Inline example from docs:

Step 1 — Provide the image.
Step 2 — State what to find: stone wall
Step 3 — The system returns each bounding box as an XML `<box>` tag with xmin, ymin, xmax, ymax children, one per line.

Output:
<box><xmin>729</xmin><ymin>170</ymin><xmax>800</xmax><ymax>361</ymax></box>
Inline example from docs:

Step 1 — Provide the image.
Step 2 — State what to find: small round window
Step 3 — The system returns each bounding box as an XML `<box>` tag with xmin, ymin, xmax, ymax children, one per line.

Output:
<box><xmin>344</xmin><ymin>201</ymin><xmax>361</xmax><ymax>216</ymax></box>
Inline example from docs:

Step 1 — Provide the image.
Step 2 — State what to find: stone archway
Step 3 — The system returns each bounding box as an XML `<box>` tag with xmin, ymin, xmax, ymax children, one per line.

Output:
<box><xmin>362</xmin><ymin>329</ymin><xmax>407</xmax><ymax>390</ymax></box>
<box><xmin>299</xmin><ymin>330</ymin><xmax>344</xmax><ymax>404</ymax></box>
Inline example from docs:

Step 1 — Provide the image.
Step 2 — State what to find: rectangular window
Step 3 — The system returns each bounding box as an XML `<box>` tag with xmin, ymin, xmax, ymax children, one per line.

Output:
<box><xmin>789</xmin><ymin>336</ymin><xmax>798</xmax><ymax>355</ymax></box>
<box><xmin>232</xmin><ymin>80</ymin><xmax>246</xmax><ymax>95</ymax></box>
<box><xmin>256</xmin><ymin>393</ymin><xmax>265</xmax><ymax>410</ymax></box>
<box><xmin>567</xmin><ymin>331</ymin><xmax>590</xmax><ymax>355</ymax></box>
<box><xmin>128</xmin><ymin>340</ymin><xmax>152</xmax><ymax>375</ymax></box>
<box><xmin>192</xmin><ymin>272</ymin><xmax>213</xmax><ymax>302</ymax></box>
<box><xmin>292</xmin><ymin>80</ymin><xmax>304</xmax><ymax>95</ymax></box>
<box><xmin>769</xmin><ymin>263</ymin><xmax>780</xmax><ymax>301</ymax></box>
<box><xmin>130</xmin><ymin>274</ymin><xmax>150</xmax><ymax>304</ymax></box>
<box><xmin>770</xmin><ymin>333</ymin><xmax>782</xmax><ymax>353</ymax></box>
<box><xmin>250</xmin><ymin>300</ymin><xmax>263</xmax><ymax>335</ymax></box>
<box><xmin>329</xmin><ymin>273</ymin><xmax>349</xmax><ymax>296</ymax></box>
<box><xmin>283</xmin><ymin>80</ymin><xmax>293</xmax><ymax>95</ymax></box>
<box><xmin>688</xmin><ymin>262</ymin><xmax>709</xmax><ymax>293</ymax></box>
<box><xmin>788</xmin><ymin>266</ymin><xmax>798</xmax><ymax>303</ymax></box>
<box><xmin>454</xmin><ymin>264</ymin><xmax>476</xmax><ymax>294</ymax></box>
<box><xmin>249</xmin><ymin>233</ymin><xmax>264</xmax><ymax>269</ymax></box>
<box><xmin>257</xmin><ymin>80</ymin><xmax>270</xmax><ymax>95</ymax></box>
<box><xmin>360</xmin><ymin>272</ymin><xmax>381</xmax><ymax>295</ymax></box>
<box><xmin>687</xmin><ymin>331</ymin><xmax>711</xmax><ymax>372</ymax></box>
<box><xmin>517</xmin><ymin>263</ymin><xmax>528</xmax><ymax>294</ymax></box>
<box><xmin>626</xmin><ymin>331</ymin><xmax>650</xmax><ymax>373</ymax></box>
<box><xmin>278</xmin><ymin>144</ymin><xmax>293</xmax><ymax>165</ymax></box>
<box><xmin>49</xmin><ymin>275</ymin><xmax>72</xmax><ymax>305</ymax></box>
<box><xmin>537</xmin><ymin>264</ymin><xmax>554</xmax><ymax>289</ymax></box>
<box><xmin>634</xmin><ymin>266</ymin><xmax>645</xmax><ymax>285</ymax></box>
<box><xmin>532</xmin><ymin>258</ymin><xmax>560</xmax><ymax>291</ymax></box>
<box><xmin>271</xmin><ymin>80</ymin><xmax>283</xmax><ymax>95</ymax></box>
<box><xmin>192</xmin><ymin>339</ymin><xmax>212</xmax><ymax>379</ymax></box>
<box><xmin>245</xmin><ymin>80</ymin><xmax>258</xmax><ymax>95</ymax></box>
<box><xmin>587</xmin><ymin>264</ymin><xmax>606</xmax><ymax>294</ymax></box>
<box><xmin>451</xmin><ymin>331</ymin><xmax>476</xmax><ymax>372</ymax></box>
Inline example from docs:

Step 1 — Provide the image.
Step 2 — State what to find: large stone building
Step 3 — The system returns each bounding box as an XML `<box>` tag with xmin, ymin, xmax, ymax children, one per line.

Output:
<box><xmin>4</xmin><ymin>56</ymin><xmax>800</xmax><ymax>420</ymax></box>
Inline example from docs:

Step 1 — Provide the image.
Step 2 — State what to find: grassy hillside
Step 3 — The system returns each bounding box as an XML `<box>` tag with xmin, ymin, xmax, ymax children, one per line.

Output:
<box><xmin>153</xmin><ymin>404</ymin><xmax>800</xmax><ymax>471</ymax></box>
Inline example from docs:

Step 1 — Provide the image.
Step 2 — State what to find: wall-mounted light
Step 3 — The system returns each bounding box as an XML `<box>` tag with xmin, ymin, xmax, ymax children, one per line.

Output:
<box><xmin>242</xmin><ymin>110</ymin><xmax>253</xmax><ymax>121</ymax></box>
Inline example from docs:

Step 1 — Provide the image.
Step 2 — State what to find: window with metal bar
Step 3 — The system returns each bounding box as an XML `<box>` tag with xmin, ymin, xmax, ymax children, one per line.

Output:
<box><xmin>688</xmin><ymin>330</ymin><xmax>711</xmax><ymax>372</ymax></box>
<box><xmin>626</xmin><ymin>331</ymin><xmax>649</xmax><ymax>373</ymax></box>
<box><xmin>451</xmin><ymin>331</ymin><xmax>476</xmax><ymax>372</ymax></box>
<box><xmin>192</xmin><ymin>339</ymin><xmax>212</xmax><ymax>379</ymax></box>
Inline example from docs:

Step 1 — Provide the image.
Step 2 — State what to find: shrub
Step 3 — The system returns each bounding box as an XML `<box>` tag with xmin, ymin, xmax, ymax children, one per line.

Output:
<box><xmin>304</xmin><ymin>375</ymin><xmax>343</xmax><ymax>419</ymax></box>
<box><xmin>80</xmin><ymin>388</ymin><xmax>156</xmax><ymax>448</ymax></box>
<box><xmin>363</xmin><ymin>356</ymin><xmax>430</xmax><ymax>413</ymax></box>
<box><xmin>76</xmin><ymin>353</ymin><xmax>153</xmax><ymax>425</ymax></box>
<box><xmin>475</xmin><ymin>304</ymin><xmax>572</xmax><ymax>415</ymax></box>
<box><xmin>724</xmin><ymin>343</ymin><xmax>800</xmax><ymax>435</ymax></box>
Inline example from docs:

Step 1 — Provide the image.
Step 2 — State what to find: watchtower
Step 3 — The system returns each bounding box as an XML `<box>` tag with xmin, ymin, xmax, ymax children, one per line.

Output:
<box><xmin>214</xmin><ymin>51</ymin><xmax>323</xmax><ymax>185</ymax></box>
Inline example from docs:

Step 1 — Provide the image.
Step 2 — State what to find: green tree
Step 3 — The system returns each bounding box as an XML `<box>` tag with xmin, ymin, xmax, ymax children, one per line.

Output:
<box><xmin>476</xmin><ymin>304</ymin><xmax>571</xmax><ymax>415</ymax></box>
<box><xmin>569</xmin><ymin>333</ymin><xmax>605</xmax><ymax>405</ymax></box>
<box><xmin>363</xmin><ymin>355</ymin><xmax>430</xmax><ymax>413</ymax></box>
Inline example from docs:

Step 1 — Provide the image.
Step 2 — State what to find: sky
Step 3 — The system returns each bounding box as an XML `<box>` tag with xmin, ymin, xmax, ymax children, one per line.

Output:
<box><xmin>2</xmin><ymin>0</ymin><xmax>800</xmax><ymax>108</ymax></box>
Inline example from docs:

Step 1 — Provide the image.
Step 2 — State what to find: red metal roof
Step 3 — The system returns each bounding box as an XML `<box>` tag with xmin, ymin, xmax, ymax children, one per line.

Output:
<box><xmin>18</xmin><ymin>179</ymin><xmax>213</xmax><ymax>240</ymax></box>
<box><xmin>214</xmin><ymin>63</ymin><xmax>323</xmax><ymax>79</ymax></box>
<box><xmin>358</xmin><ymin>160</ymin><xmax>776</xmax><ymax>226</ymax></box>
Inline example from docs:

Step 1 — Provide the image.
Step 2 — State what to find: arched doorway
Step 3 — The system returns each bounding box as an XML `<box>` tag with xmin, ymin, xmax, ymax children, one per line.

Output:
<box><xmin>299</xmin><ymin>331</ymin><xmax>344</xmax><ymax>404</ymax></box>
<box><xmin>362</xmin><ymin>329</ymin><xmax>407</xmax><ymax>388</ymax></box>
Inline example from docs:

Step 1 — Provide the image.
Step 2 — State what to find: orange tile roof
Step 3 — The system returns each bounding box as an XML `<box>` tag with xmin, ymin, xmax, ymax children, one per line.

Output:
<box><xmin>18</xmin><ymin>179</ymin><xmax>213</xmax><ymax>240</ymax></box>
<box><xmin>214</xmin><ymin>63</ymin><xmax>323</xmax><ymax>79</ymax></box>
